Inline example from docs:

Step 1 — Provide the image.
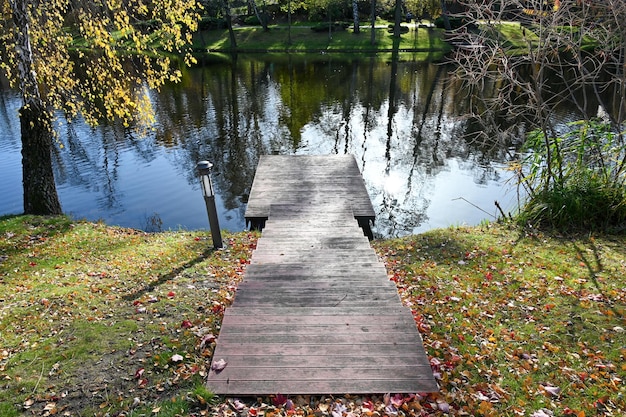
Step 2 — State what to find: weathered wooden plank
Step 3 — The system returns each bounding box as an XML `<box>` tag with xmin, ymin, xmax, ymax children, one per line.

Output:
<box><xmin>221</xmin><ymin>312</ymin><xmax>414</xmax><ymax>326</ymax></box>
<box><xmin>206</xmin><ymin>380</ymin><xmax>437</xmax><ymax>396</ymax></box>
<box><xmin>231</xmin><ymin>289</ymin><xmax>400</xmax><ymax>305</ymax></box>
<box><xmin>209</xmin><ymin>366</ymin><xmax>430</xmax><ymax>381</ymax></box>
<box><xmin>210</xmin><ymin>342</ymin><xmax>429</xmax><ymax>359</ymax></box>
<box><xmin>222</xmin><ymin>306</ymin><xmax>411</xmax><ymax>316</ymax></box>
<box><xmin>255</xmin><ymin>237</ymin><xmax>371</xmax><ymax>249</ymax></box>
<box><xmin>244</xmin><ymin>263</ymin><xmax>389</xmax><ymax>275</ymax></box>
<box><xmin>250</xmin><ymin>251</ymin><xmax>379</xmax><ymax>263</ymax></box>
<box><xmin>230</xmin><ymin>298</ymin><xmax>400</xmax><ymax>308</ymax></box>
<box><xmin>214</xmin><ymin>331</ymin><xmax>421</xmax><ymax>345</ymax></box>
<box><xmin>216</xmin><ymin>355</ymin><xmax>424</xmax><ymax>368</ymax></box>
<box><xmin>217</xmin><ymin>322</ymin><xmax>416</xmax><ymax>335</ymax></box>
<box><xmin>235</xmin><ymin>281</ymin><xmax>398</xmax><ymax>291</ymax></box>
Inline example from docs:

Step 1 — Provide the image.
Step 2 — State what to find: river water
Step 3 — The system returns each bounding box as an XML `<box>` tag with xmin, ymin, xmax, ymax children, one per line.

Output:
<box><xmin>0</xmin><ymin>54</ymin><xmax>522</xmax><ymax>237</ymax></box>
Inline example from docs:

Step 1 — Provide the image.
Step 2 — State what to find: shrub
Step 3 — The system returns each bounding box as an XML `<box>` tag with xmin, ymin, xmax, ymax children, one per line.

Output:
<box><xmin>434</xmin><ymin>15</ymin><xmax>472</xmax><ymax>30</ymax></box>
<box><xmin>310</xmin><ymin>22</ymin><xmax>350</xmax><ymax>32</ymax></box>
<box><xmin>198</xmin><ymin>16</ymin><xmax>227</xmax><ymax>30</ymax></box>
<box><xmin>517</xmin><ymin>120</ymin><xmax>626</xmax><ymax>232</ymax></box>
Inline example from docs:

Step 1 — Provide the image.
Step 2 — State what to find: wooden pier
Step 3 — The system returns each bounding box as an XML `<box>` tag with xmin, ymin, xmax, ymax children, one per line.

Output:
<box><xmin>206</xmin><ymin>155</ymin><xmax>437</xmax><ymax>395</ymax></box>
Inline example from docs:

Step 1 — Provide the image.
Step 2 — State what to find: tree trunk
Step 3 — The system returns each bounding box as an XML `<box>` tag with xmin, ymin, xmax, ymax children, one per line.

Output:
<box><xmin>10</xmin><ymin>0</ymin><xmax>62</xmax><ymax>215</ymax></box>
<box><xmin>353</xmin><ymin>0</ymin><xmax>360</xmax><ymax>34</ymax></box>
<box><xmin>440</xmin><ymin>0</ymin><xmax>451</xmax><ymax>31</ymax></box>
<box><xmin>287</xmin><ymin>0</ymin><xmax>292</xmax><ymax>44</ymax></box>
<box><xmin>393</xmin><ymin>0</ymin><xmax>403</xmax><ymax>38</ymax></box>
<box><xmin>249</xmin><ymin>0</ymin><xmax>268</xmax><ymax>31</ymax></box>
<box><xmin>370</xmin><ymin>0</ymin><xmax>376</xmax><ymax>45</ymax></box>
<box><xmin>20</xmin><ymin>104</ymin><xmax>62</xmax><ymax>215</ymax></box>
<box><xmin>224</xmin><ymin>0</ymin><xmax>238</xmax><ymax>49</ymax></box>
<box><xmin>328</xmin><ymin>5</ymin><xmax>332</xmax><ymax>41</ymax></box>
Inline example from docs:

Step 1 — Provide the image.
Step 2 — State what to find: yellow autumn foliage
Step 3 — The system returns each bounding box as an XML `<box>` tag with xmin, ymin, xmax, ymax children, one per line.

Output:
<box><xmin>0</xmin><ymin>0</ymin><xmax>200</xmax><ymax>130</ymax></box>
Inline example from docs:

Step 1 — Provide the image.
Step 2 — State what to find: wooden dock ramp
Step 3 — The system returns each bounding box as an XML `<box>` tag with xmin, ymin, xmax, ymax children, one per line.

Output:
<box><xmin>207</xmin><ymin>155</ymin><xmax>437</xmax><ymax>395</ymax></box>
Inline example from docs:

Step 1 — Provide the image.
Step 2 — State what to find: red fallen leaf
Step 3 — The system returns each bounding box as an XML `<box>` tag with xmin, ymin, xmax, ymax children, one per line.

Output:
<box><xmin>248</xmin><ymin>407</ymin><xmax>258</xmax><ymax>416</ymax></box>
<box><xmin>138</xmin><ymin>377</ymin><xmax>148</xmax><ymax>388</ymax></box>
<box><xmin>181</xmin><ymin>320</ymin><xmax>193</xmax><ymax>329</ymax></box>
<box><xmin>29</xmin><ymin>262</ymin><xmax>37</xmax><ymax>267</ymax></box>
<box><xmin>272</xmin><ymin>394</ymin><xmax>288</xmax><ymax>406</ymax></box>
<box><xmin>194</xmin><ymin>237</ymin><xmax>201</xmax><ymax>241</ymax></box>
<box><xmin>132</xmin><ymin>300</ymin><xmax>142</xmax><ymax>306</ymax></box>
<box><xmin>362</xmin><ymin>400</ymin><xmax>375</xmax><ymax>411</ymax></box>
<box><xmin>167</xmin><ymin>291</ymin><xmax>176</xmax><ymax>298</ymax></box>
<box><xmin>134</xmin><ymin>368</ymin><xmax>145</xmax><ymax>379</ymax></box>
<box><xmin>390</xmin><ymin>393</ymin><xmax>404</xmax><ymax>408</ymax></box>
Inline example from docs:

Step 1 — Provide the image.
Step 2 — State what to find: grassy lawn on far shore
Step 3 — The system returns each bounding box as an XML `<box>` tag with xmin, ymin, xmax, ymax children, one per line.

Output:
<box><xmin>192</xmin><ymin>23</ymin><xmax>452</xmax><ymax>55</ymax></box>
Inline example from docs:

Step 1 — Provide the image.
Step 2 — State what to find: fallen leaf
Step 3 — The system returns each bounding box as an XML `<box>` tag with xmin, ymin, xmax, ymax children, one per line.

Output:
<box><xmin>199</xmin><ymin>333</ymin><xmax>216</xmax><ymax>349</ymax></box>
<box><xmin>230</xmin><ymin>399</ymin><xmax>246</xmax><ymax>412</ymax></box>
<box><xmin>272</xmin><ymin>394</ymin><xmax>287</xmax><ymax>406</ymax></box>
<box><xmin>542</xmin><ymin>385</ymin><xmax>561</xmax><ymax>397</ymax></box>
<box><xmin>211</xmin><ymin>358</ymin><xmax>227</xmax><ymax>372</ymax></box>
<box><xmin>43</xmin><ymin>403</ymin><xmax>57</xmax><ymax>412</ymax></box>
<box><xmin>531</xmin><ymin>409</ymin><xmax>554</xmax><ymax>417</ymax></box>
<box><xmin>332</xmin><ymin>402</ymin><xmax>347</xmax><ymax>417</ymax></box>
<box><xmin>437</xmin><ymin>401</ymin><xmax>450</xmax><ymax>412</ymax></box>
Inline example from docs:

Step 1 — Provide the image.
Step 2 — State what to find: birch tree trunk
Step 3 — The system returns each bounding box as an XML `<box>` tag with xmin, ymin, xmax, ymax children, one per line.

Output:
<box><xmin>353</xmin><ymin>0</ymin><xmax>360</xmax><ymax>34</ymax></box>
<box><xmin>9</xmin><ymin>0</ymin><xmax>62</xmax><ymax>215</ymax></box>
<box><xmin>249</xmin><ymin>0</ymin><xmax>268</xmax><ymax>31</ymax></box>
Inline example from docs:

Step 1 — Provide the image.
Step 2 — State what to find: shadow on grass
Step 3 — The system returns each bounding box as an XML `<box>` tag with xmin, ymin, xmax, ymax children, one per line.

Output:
<box><xmin>573</xmin><ymin>239</ymin><xmax>625</xmax><ymax>318</ymax></box>
<box><xmin>122</xmin><ymin>245</ymin><xmax>218</xmax><ymax>302</ymax></box>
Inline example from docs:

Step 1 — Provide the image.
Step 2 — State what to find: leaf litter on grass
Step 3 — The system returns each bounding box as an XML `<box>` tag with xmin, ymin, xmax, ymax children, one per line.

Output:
<box><xmin>373</xmin><ymin>224</ymin><xmax>626</xmax><ymax>417</ymax></box>
<box><xmin>2</xmin><ymin>216</ymin><xmax>624</xmax><ymax>416</ymax></box>
<box><xmin>0</xmin><ymin>216</ymin><xmax>257</xmax><ymax>416</ymax></box>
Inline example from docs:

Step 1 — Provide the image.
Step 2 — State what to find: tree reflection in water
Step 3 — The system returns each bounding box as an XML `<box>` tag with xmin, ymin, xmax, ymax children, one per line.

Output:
<box><xmin>0</xmin><ymin>54</ymin><xmax>553</xmax><ymax>237</ymax></box>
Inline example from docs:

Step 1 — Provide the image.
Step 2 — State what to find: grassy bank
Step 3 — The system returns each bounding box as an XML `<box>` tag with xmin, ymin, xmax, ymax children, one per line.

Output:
<box><xmin>1</xmin><ymin>215</ymin><xmax>624</xmax><ymax>416</ymax></box>
<box><xmin>192</xmin><ymin>23</ymin><xmax>452</xmax><ymax>56</ymax></box>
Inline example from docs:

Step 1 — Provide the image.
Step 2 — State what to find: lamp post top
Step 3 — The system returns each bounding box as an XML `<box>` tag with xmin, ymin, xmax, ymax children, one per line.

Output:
<box><xmin>197</xmin><ymin>161</ymin><xmax>213</xmax><ymax>171</ymax></box>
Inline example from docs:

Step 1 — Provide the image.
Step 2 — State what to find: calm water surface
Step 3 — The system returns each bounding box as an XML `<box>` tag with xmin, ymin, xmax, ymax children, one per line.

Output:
<box><xmin>0</xmin><ymin>54</ymin><xmax>521</xmax><ymax>237</ymax></box>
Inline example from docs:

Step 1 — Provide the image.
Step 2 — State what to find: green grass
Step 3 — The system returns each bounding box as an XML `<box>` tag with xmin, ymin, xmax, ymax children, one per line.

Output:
<box><xmin>373</xmin><ymin>223</ymin><xmax>626</xmax><ymax>416</ymax></box>
<box><xmin>192</xmin><ymin>24</ymin><xmax>451</xmax><ymax>55</ymax></box>
<box><xmin>1</xmin><ymin>215</ymin><xmax>624</xmax><ymax>416</ymax></box>
<box><xmin>0</xmin><ymin>215</ymin><xmax>258</xmax><ymax>416</ymax></box>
